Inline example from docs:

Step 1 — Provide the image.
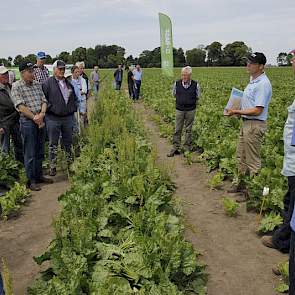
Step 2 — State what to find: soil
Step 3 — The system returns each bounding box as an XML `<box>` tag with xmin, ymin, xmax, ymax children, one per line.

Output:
<box><xmin>134</xmin><ymin>102</ymin><xmax>287</xmax><ymax>295</ymax></box>
<box><xmin>0</xmin><ymin>173</ymin><xmax>69</xmax><ymax>295</ymax></box>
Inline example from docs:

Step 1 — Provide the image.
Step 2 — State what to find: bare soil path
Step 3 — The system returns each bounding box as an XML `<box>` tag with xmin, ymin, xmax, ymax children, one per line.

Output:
<box><xmin>135</xmin><ymin>102</ymin><xmax>287</xmax><ymax>295</ymax></box>
<box><xmin>0</xmin><ymin>173</ymin><xmax>69</xmax><ymax>295</ymax></box>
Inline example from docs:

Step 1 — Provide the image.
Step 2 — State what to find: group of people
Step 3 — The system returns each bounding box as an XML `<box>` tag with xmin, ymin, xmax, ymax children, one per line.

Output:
<box><xmin>114</xmin><ymin>64</ymin><xmax>143</xmax><ymax>100</ymax></box>
<box><xmin>0</xmin><ymin>51</ymin><xmax>95</xmax><ymax>192</ymax></box>
<box><xmin>1</xmin><ymin>48</ymin><xmax>295</xmax><ymax>291</ymax></box>
<box><xmin>169</xmin><ymin>52</ymin><xmax>295</xmax><ymax>293</ymax></box>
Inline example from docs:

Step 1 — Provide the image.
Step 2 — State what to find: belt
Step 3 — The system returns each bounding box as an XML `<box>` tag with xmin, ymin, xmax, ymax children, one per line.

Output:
<box><xmin>242</xmin><ymin>117</ymin><xmax>265</xmax><ymax>122</ymax></box>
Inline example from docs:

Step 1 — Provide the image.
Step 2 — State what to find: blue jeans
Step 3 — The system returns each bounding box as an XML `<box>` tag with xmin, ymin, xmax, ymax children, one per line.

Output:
<box><xmin>0</xmin><ymin>273</ymin><xmax>4</xmax><ymax>295</ymax></box>
<box><xmin>134</xmin><ymin>80</ymin><xmax>141</xmax><ymax>99</ymax></box>
<box><xmin>20</xmin><ymin>117</ymin><xmax>45</xmax><ymax>183</ymax></box>
<box><xmin>93</xmin><ymin>82</ymin><xmax>99</xmax><ymax>94</ymax></box>
<box><xmin>46</xmin><ymin>115</ymin><xmax>73</xmax><ymax>169</ymax></box>
<box><xmin>0</xmin><ymin>122</ymin><xmax>23</xmax><ymax>163</ymax></box>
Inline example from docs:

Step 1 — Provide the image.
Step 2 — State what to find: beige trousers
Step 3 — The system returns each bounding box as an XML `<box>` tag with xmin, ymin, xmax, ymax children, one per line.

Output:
<box><xmin>236</xmin><ymin>119</ymin><xmax>267</xmax><ymax>176</ymax></box>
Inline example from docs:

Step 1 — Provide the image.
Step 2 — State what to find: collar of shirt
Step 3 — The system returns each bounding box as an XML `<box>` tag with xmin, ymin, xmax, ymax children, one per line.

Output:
<box><xmin>250</xmin><ymin>72</ymin><xmax>266</xmax><ymax>84</ymax></box>
<box><xmin>182</xmin><ymin>80</ymin><xmax>191</xmax><ymax>88</ymax></box>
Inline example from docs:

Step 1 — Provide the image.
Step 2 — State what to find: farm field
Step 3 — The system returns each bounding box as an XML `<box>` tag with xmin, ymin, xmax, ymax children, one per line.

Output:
<box><xmin>142</xmin><ymin>67</ymin><xmax>295</xmax><ymax>224</ymax></box>
<box><xmin>0</xmin><ymin>67</ymin><xmax>293</xmax><ymax>294</ymax></box>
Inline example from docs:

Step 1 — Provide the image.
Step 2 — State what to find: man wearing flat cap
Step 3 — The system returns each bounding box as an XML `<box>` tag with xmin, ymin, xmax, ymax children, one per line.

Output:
<box><xmin>11</xmin><ymin>61</ymin><xmax>52</xmax><ymax>191</ymax></box>
<box><xmin>34</xmin><ymin>51</ymin><xmax>50</xmax><ymax>83</ymax></box>
<box><xmin>42</xmin><ymin>60</ymin><xmax>77</xmax><ymax>176</ymax></box>
<box><xmin>0</xmin><ymin>65</ymin><xmax>23</xmax><ymax>162</ymax></box>
<box><xmin>226</xmin><ymin>52</ymin><xmax>272</xmax><ymax>202</ymax></box>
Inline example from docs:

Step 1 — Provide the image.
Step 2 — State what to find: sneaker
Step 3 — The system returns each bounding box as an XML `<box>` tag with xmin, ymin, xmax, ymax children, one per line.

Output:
<box><xmin>29</xmin><ymin>183</ymin><xmax>41</xmax><ymax>191</ymax></box>
<box><xmin>167</xmin><ymin>148</ymin><xmax>181</xmax><ymax>157</ymax></box>
<box><xmin>36</xmin><ymin>176</ymin><xmax>54</xmax><ymax>184</ymax></box>
<box><xmin>49</xmin><ymin>168</ymin><xmax>57</xmax><ymax>177</ymax></box>
<box><xmin>261</xmin><ymin>236</ymin><xmax>275</xmax><ymax>249</ymax></box>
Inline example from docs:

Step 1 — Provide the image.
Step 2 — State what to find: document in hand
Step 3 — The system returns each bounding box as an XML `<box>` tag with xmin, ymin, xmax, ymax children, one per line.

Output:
<box><xmin>224</xmin><ymin>88</ymin><xmax>244</xmax><ymax>116</ymax></box>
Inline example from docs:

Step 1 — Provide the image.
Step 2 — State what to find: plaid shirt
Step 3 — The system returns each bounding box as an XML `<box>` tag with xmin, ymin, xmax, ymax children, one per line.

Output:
<box><xmin>11</xmin><ymin>80</ymin><xmax>47</xmax><ymax>114</ymax></box>
<box><xmin>34</xmin><ymin>66</ymin><xmax>50</xmax><ymax>83</ymax></box>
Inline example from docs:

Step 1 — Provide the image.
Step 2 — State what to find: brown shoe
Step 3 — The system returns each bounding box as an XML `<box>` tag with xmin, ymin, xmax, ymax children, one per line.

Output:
<box><xmin>29</xmin><ymin>183</ymin><xmax>41</xmax><ymax>191</ymax></box>
<box><xmin>36</xmin><ymin>176</ymin><xmax>54</xmax><ymax>184</ymax></box>
<box><xmin>261</xmin><ymin>236</ymin><xmax>275</xmax><ymax>249</ymax></box>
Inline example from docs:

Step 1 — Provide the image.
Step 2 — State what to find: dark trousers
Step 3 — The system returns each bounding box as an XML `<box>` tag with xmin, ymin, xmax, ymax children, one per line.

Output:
<box><xmin>115</xmin><ymin>81</ymin><xmax>122</xmax><ymax>90</ymax></box>
<box><xmin>0</xmin><ymin>122</ymin><xmax>23</xmax><ymax>163</ymax></box>
<box><xmin>272</xmin><ymin>176</ymin><xmax>295</xmax><ymax>253</ymax></box>
<box><xmin>173</xmin><ymin>109</ymin><xmax>196</xmax><ymax>151</ymax></box>
<box><xmin>128</xmin><ymin>83</ymin><xmax>135</xmax><ymax>99</ymax></box>
<box><xmin>134</xmin><ymin>80</ymin><xmax>141</xmax><ymax>99</ymax></box>
<box><xmin>46</xmin><ymin>115</ymin><xmax>73</xmax><ymax>169</ymax></box>
<box><xmin>20</xmin><ymin>117</ymin><xmax>45</xmax><ymax>183</ymax></box>
<box><xmin>290</xmin><ymin>231</ymin><xmax>295</xmax><ymax>295</ymax></box>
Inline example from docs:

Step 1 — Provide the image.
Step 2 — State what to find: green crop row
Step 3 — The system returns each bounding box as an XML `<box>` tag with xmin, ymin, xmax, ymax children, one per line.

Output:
<box><xmin>29</xmin><ymin>87</ymin><xmax>207</xmax><ymax>294</ymax></box>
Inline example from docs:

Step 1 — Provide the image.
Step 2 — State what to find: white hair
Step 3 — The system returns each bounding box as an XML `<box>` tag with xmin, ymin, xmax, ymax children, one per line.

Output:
<box><xmin>181</xmin><ymin>66</ymin><xmax>192</xmax><ymax>75</ymax></box>
<box><xmin>75</xmin><ymin>61</ymin><xmax>85</xmax><ymax>68</ymax></box>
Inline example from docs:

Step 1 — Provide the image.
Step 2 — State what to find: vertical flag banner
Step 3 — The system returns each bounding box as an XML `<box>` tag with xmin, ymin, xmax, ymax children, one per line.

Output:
<box><xmin>159</xmin><ymin>13</ymin><xmax>174</xmax><ymax>77</ymax></box>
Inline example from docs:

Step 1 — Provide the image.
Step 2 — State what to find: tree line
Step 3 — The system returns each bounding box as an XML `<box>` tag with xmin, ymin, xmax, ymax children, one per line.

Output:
<box><xmin>0</xmin><ymin>41</ymin><xmax>292</xmax><ymax>68</ymax></box>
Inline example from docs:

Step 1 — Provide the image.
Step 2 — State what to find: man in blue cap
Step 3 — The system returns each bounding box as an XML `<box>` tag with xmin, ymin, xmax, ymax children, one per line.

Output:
<box><xmin>34</xmin><ymin>51</ymin><xmax>49</xmax><ymax>83</ymax></box>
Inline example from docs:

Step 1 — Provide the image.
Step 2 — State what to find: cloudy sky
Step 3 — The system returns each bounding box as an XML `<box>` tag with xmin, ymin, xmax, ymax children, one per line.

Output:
<box><xmin>1</xmin><ymin>0</ymin><xmax>294</xmax><ymax>64</ymax></box>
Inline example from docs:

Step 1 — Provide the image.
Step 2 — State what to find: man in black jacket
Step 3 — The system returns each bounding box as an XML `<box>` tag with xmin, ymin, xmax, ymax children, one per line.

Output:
<box><xmin>0</xmin><ymin>66</ymin><xmax>23</xmax><ymax>163</ymax></box>
<box><xmin>42</xmin><ymin>60</ymin><xmax>77</xmax><ymax>176</ymax></box>
<box><xmin>167</xmin><ymin>66</ymin><xmax>200</xmax><ymax>157</ymax></box>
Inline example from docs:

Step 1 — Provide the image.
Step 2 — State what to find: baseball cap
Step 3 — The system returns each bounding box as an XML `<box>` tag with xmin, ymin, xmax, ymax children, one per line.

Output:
<box><xmin>36</xmin><ymin>51</ymin><xmax>46</xmax><ymax>60</ymax></box>
<box><xmin>247</xmin><ymin>52</ymin><xmax>267</xmax><ymax>65</ymax></box>
<box><xmin>0</xmin><ymin>66</ymin><xmax>8</xmax><ymax>75</ymax></box>
<box><xmin>19</xmin><ymin>61</ymin><xmax>35</xmax><ymax>72</ymax></box>
<box><xmin>53</xmin><ymin>60</ymin><xmax>66</xmax><ymax>69</ymax></box>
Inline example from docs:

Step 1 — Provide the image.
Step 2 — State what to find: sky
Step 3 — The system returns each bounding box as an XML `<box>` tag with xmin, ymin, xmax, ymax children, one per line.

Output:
<box><xmin>1</xmin><ymin>0</ymin><xmax>294</xmax><ymax>65</ymax></box>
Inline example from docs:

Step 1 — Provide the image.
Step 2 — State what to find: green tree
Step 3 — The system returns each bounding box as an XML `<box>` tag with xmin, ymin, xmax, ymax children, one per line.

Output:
<box><xmin>24</xmin><ymin>54</ymin><xmax>37</xmax><ymax>64</ymax></box>
<box><xmin>174</xmin><ymin>47</ymin><xmax>186</xmax><ymax>67</ymax></box>
<box><xmin>0</xmin><ymin>58</ymin><xmax>9</xmax><ymax>67</ymax></box>
<box><xmin>72</xmin><ymin>47</ymin><xmax>87</xmax><ymax>64</ymax></box>
<box><xmin>45</xmin><ymin>55</ymin><xmax>53</xmax><ymax>64</ymax></box>
<box><xmin>86</xmin><ymin>48</ymin><xmax>97</xmax><ymax>68</ymax></box>
<box><xmin>206</xmin><ymin>41</ymin><xmax>223</xmax><ymax>66</ymax></box>
<box><xmin>13</xmin><ymin>55</ymin><xmax>24</xmax><ymax>66</ymax></box>
<box><xmin>186</xmin><ymin>48</ymin><xmax>206</xmax><ymax>67</ymax></box>
<box><xmin>57</xmin><ymin>51</ymin><xmax>72</xmax><ymax>63</ymax></box>
<box><xmin>223</xmin><ymin>41</ymin><xmax>251</xmax><ymax>66</ymax></box>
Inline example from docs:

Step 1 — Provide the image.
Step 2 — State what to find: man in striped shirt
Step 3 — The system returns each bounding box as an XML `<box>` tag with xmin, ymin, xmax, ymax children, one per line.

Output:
<box><xmin>34</xmin><ymin>51</ymin><xmax>50</xmax><ymax>83</ymax></box>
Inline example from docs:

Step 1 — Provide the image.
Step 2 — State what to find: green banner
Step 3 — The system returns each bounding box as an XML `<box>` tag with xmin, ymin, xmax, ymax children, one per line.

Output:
<box><xmin>159</xmin><ymin>13</ymin><xmax>174</xmax><ymax>77</ymax></box>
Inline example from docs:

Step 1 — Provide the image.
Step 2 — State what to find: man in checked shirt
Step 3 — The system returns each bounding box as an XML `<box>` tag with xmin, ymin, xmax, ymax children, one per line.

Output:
<box><xmin>11</xmin><ymin>61</ymin><xmax>53</xmax><ymax>191</ymax></box>
<box><xmin>33</xmin><ymin>51</ymin><xmax>50</xmax><ymax>83</ymax></box>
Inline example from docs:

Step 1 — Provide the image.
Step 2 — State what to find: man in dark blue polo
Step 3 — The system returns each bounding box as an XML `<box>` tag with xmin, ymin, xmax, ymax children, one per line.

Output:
<box><xmin>167</xmin><ymin>66</ymin><xmax>200</xmax><ymax>157</ymax></box>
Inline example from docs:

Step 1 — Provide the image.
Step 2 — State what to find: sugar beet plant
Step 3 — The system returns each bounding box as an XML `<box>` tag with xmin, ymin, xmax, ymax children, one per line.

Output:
<box><xmin>142</xmin><ymin>67</ymin><xmax>295</xmax><ymax>226</ymax></box>
<box><xmin>28</xmin><ymin>89</ymin><xmax>207</xmax><ymax>294</ymax></box>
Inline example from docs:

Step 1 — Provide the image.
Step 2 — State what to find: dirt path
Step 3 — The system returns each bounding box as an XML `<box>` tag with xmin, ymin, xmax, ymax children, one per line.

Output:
<box><xmin>135</xmin><ymin>103</ymin><xmax>287</xmax><ymax>295</ymax></box>
<box><xmin>0</xmin><ymin>173</ymin><xmax>69</xmax><ymax>295</ymax></box>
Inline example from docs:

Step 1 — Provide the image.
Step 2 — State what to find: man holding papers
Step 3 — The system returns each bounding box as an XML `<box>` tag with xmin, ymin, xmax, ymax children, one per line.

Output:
<box><xmin>225</xmin><ymin>52</ymin><xmax>272</xmax><ymax>202</ymax></box>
